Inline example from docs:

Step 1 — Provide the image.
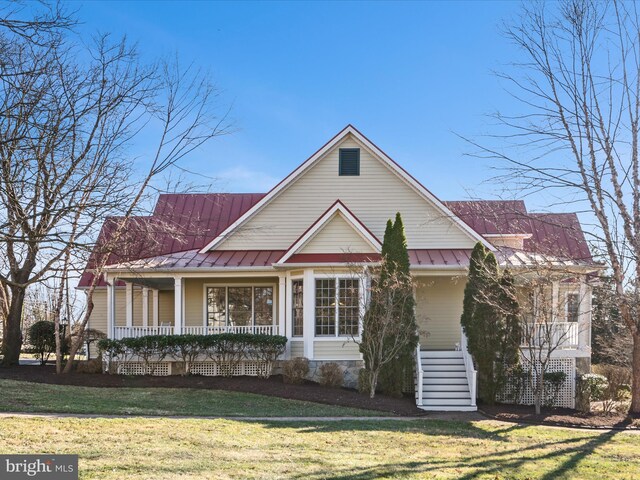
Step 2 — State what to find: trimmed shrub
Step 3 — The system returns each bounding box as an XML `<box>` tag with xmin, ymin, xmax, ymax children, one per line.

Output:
<box><xmin>282</xmin><ymin>357</ymin><xmax>309</xmax><ymax>384</ymax></box>
<box><xmin>580</xmin><ymin>373</ymin><xmax>608</xmax><ymax>401</ymax></box>
<box><xmin>319</xmin><ymin>362</ymin><xmax>344</xmax><ymax>388</ymax></box>
<box><xmin>543</xmin><ymin>371</ymin><xmax>567</xmax><ymax>407</ymax></box>
<box><xmin>97</xmin><ymin>333</ymin><xmax>288</xmax><ymax>377</ymax></box>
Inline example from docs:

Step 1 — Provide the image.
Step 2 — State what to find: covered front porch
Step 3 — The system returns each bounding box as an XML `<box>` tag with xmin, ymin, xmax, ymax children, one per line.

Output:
<box><xmin>104</xmin><ymin>273</ymin><xmax>286</xmax><ymax>340</ymax></box>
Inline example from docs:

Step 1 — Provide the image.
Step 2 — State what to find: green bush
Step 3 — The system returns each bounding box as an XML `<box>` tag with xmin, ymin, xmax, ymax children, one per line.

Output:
<box><xmin>579</xmin><ymin>373</ymin><xmax>608</xmax><ymax>401</ymax></box>
<box><xmin>27</xmin><ymin>321</ymin><xmax>69</xmax><ymax>365</ymax></box>
<box><xmin>543</xmin><ymin>371</ymin><xmax>567</xmax><ymax>407</ymax></box>
<box><xmin>97</xmin><ymin>334</ymin><xmax>287</xmax><ymax>377</ymax></box>
<box><xmin>282</xmin><ymin>357</ymin><xmax>310</xmax><ymax>384</ymax></box>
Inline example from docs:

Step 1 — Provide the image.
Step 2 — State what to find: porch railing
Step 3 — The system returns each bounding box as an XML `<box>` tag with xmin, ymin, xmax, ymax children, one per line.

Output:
<box><xmin>113</xmin><ymin>326</ymin><xmax>174</xmax><ymax>340</ymax></box>
<box><xmin>460</xmin><ymin>327</ymin><xmax>477</xmax><ymax>407</ymax></box>
<box><xmin>415</xmin><ymin>342</ymin><xmax>424</xmax><ymax>406</ymax></box>
<box><xmin>113</xmin><ymin>325</ymin><xmax>280</xmax><ymax>339</ymax></box>
<box><xmin>182</xmin><ymin>325</ymin><xmax>280</xmax><ymax>336</ymax></box>
<box><xmin>523</xmin><ymin>322</ymin><xmax>579</xmax><ymax>349</ymax></box>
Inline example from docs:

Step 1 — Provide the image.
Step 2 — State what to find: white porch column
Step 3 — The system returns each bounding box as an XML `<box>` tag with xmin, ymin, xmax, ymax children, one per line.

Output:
<box><xmin>106</xmin><ymin>275</ymin><xmax>116</xmax><ymax>339</ymax></box>
<box><xmin>174</xmin><ymin>276</ymin><xmax>183</xmax><ymax>335</ymax></box>
<box><xmin>142</xmin><ymin>287</ymin><xmax>149</xmax><ymax>328</ymax></box>
<box><xmin>152</xmin><ymin>289</ymin><xmax>159</xmax><ymax>327</ymax></box>
<box><xmin>278</xmin><ymin>274</ymin><xmax>286</xmax><ymax>337</ymax></box>
<box><xmin>303</xmin><ymin>269</ymin><xmax>315</xmax><ymax>359</ymax></box>
<box><xmin>578</xmin><ymin>278</ymin><xmax>591</xmax><ymax>350</ymax></box>
<box><xmin>125</xmin><ymin>281</ymin><xmax>133</xmax><ymax>328</ymax></box>
<box><xmin>551</xmin><ymin>280</ymin><xmax>560</xmax><ymax>323</ymax></box>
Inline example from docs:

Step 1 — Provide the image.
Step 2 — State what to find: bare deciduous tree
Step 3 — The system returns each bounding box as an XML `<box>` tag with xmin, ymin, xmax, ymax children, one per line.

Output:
<box><xmin>469</xmin><ymin>0</ymin><xmax>640</xmax><ymax>413</ymax></box>
<box><xmin>0</xmin><ymin>5</ymin><xmax>230</xmax><ymax>368</ymax></box>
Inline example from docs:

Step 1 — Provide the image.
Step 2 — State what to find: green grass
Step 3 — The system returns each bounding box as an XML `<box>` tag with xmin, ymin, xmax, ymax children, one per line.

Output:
<box><xmin>0</xmin><ymin>416</ymin><xmax>638</xmax><ymax>479</ymax></box>
<box><xmin>0</xmin><ymin>379</ymin><xmax>381</xmax><ymax>417</ymax></box>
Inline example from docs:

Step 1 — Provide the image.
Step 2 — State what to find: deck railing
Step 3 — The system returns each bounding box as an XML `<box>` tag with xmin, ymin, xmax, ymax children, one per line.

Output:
<box><xmin>113</xmin><ymin>325</ymin><xmax>280</xmax><ymax>339</ymax></box>
<box><xmin>523</xmin><ymin>322</ymin><xmax>579</xmax><ymax>349</ymax></box>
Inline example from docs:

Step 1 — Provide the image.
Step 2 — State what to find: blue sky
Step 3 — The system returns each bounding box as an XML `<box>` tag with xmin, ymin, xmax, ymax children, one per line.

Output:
<box><xmin>78</xmin><ymin>1</ymin><xmax>527</xmax><ymax>204</ymax></box>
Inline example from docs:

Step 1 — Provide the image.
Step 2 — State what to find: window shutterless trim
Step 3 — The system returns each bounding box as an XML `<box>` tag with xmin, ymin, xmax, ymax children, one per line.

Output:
<box><xmin>203</xmin><ymin>283</ymin><xmax>276</xmax><ymax>327</ymax></box>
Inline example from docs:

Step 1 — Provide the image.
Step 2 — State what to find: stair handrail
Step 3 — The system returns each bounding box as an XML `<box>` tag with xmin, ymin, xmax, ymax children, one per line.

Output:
<box><xmin>415</xmin><ymin>342</ymin><xmax>424</xmax><ymax>406</ymax></box>
<box><xmin>460</xmin><ymin>327</ymin><xmax>477</xmax><ymax>407</ymax></box>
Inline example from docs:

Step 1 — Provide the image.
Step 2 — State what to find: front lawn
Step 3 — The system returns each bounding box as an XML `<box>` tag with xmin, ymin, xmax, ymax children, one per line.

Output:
<box><xmin>0</xmin><ymin>416</ymin><xmax>638</xmax><ymax>479</ymax></box>
<box><xmin>0</xmin><ymin>379</ymin><xmax>381</xmax><ymax>417</ymax></box>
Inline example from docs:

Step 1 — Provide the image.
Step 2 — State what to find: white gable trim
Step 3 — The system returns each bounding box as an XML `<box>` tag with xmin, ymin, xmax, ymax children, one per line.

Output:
<box><xmin>276</xmin><ymin>201</ymin><xmax>382</xmax><ymax>265</ymax></box>
<box><xmin>199</xmin><ymin>125</ymin><xmax>493</xmax><ymax>253</ymax></box>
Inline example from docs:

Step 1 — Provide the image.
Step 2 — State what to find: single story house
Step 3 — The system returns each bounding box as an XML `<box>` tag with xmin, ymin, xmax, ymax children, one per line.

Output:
<box><xmin>80</xmin><ymin>125</ymin><xmax>600</xmax><ymax>411</ymax></box>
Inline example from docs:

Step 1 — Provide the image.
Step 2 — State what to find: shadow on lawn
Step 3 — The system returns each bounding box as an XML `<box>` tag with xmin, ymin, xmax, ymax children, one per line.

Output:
<box><xmin>256</xmin><ymin>419</ymin><xmax>620</xmax><ymax>480</ymax></box>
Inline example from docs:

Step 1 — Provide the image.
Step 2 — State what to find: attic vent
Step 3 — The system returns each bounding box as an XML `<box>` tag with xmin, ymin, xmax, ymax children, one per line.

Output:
<box><xmin>339</xmin><ymin>148</ymin><xmax>360</xmax><ymax>176</ymax></box>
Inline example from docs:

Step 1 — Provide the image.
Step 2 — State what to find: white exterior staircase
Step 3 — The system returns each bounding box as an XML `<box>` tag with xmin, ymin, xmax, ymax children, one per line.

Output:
<box><xmin>415</xmin><ymin>331</ymin><xmax>477</xmax><ymax>411</ymax></box>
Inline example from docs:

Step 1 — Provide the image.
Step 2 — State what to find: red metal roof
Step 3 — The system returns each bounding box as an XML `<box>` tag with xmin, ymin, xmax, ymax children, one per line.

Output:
<box><xmin>80</xmin><ymin>193</ymin><xmax>594</xmax><ymax>287</ymax></box>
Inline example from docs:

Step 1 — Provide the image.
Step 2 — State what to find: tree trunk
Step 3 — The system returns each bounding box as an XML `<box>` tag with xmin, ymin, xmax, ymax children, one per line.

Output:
<box><xmin>1</xmin><ymin>285</ymin><xmax>26</xmax><ymax>366</ymax></box>
<box><xmin>369</xmin><ymin>370</ymin><xmax>379</xmax><ymax>399</ymax></box>
<box><xmin>630</xmin><ymin>334</ymin><xmax>640</xmax><ymax>414</ymax></box>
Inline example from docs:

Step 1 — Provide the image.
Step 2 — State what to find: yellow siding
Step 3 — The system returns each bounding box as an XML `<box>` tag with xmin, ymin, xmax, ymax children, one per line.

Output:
<box><xmin>219</xmin><ymin>135</ymin><xmax>476</xmax><ymax>250</ymax></box>
<box><xmin>313</xmin><ymin>340</ymin><xmax>361</xmax><ymax>360</ymax></box>
<box><xmin>158</xmin><ymin>290</ymin><xmax>174</xmax><ymax>326</ymax></box>
<box><xmin>299</xmin><ymin>212</ymin><xmax>375</xmax><ymax>254</ymax></box>
<box><xmin>290</xmin><ymin>341</ymin><xmax>304</xmax><ymax>358</ymax></box>
<box><xmin>87</xmin><ymin>290</ymin><xmax>108</xmax><ymax>334</ymax></box>
<box><xmin>415</xmin><ymin>276</ymin><xmax>466</xmax><ymax>349</ymax></box>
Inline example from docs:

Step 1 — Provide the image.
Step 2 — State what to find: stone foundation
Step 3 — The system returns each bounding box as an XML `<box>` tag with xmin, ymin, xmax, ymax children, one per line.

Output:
<box><xmin>274</xmin><ymin>359</ymin><xmax>364</xmax><ymax>388</ymax></box>
<box><xmin>575</xmin><ymin>357</ymin><xmax>591</xmax><ymax>375</ymax></box>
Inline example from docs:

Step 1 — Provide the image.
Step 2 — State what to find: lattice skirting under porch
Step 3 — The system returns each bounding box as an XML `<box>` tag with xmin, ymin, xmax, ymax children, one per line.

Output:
<box><xmin>499</xmin><ymin>358</ymin><xmax>576</xmax><ymax>409</ymax></box>
<box><xmin>189</xmin><ymin>361</ymin><xmax>270</xmax><ymax>377</ymax></box>
<box><xmin>115</xmin><ymin>362</ymin><xmax>171</xmax><ymax>376</ymax></box>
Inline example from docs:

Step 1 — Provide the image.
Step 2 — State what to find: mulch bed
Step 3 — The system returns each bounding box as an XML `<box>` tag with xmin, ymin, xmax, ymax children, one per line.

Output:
<box><xmin>480</xmin><ymin>403</ymin><xmax>640</xmax><ymax>430</ymax></box>
<box><xmin>0</xmin><ymin>365</ymin><xmax>424</xmax><ymax>416</ymax></box>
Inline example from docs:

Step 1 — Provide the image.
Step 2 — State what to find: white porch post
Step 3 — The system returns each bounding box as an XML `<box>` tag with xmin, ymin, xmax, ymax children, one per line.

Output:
<box><xmin>174</xmin><ymin>276</ymin><xmax>183</xmax><ymax>335</ymax></box>
<box><xmin>303</xmin><ymin>269</ymin><xmax>315</xmax><ymax>359</ymax></box>
<box><xmin>278</xmin><ymin>274</ymin><xmax>286</xmax><ymax>337</ymax></box>
<box><xmin>106</xmin><ymin>275</ymin><xmax>116</xmax><ymax>339</ymax></box>
<box><xmin>125</xmin><ymin>281</ymin><xmax>133</xmax><ymax>329</ymax></box>
<box><xmin>142</xmin><ymin>287</ymin><xmax>149</xmax><ymax>328</ymax></box>
<box><xmin>152</xmin><ymin>289</ymin><xmax>159</xmax><ymax>327</ymax></box>
<box><xmin>578</xmin><ymin>278</ymin><xmax>591</xmax><ymax>350</ymax></box>
<box><xmin>551</xmin><ymin>280</ymin><xmax>560</xmax><ymax>323</ymax></box>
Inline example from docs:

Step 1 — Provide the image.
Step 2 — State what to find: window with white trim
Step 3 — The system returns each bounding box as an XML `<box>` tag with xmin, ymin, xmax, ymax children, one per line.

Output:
<box><xmin>566</xmin><ymin>292</ymin><xmax>580</xmax><ymax>323</ymax></box>
<box><xmin>315</xmin><ymin>278</ymin><xmax>360</xmax><ymax>337</ymax></box>
<box><xmin>292</xmin><ymin>280</ymin><xmax>304</xmax><ymax>337</ymax></box>
<box><xmin>206</xmin><ymin>286</ymin><xmax>273</xmax><ymax>327</ymax></box>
